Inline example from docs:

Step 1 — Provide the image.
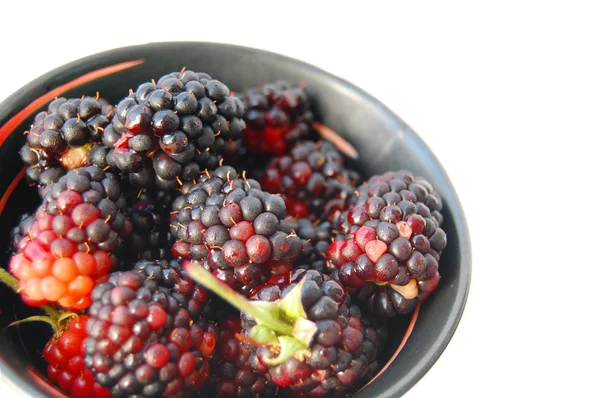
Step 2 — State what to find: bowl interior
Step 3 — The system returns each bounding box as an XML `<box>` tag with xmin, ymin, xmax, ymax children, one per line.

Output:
<box><xmin>0</xmin><ymin>42</ymin><xmax>470</xmax><ymax>398</ymax></box>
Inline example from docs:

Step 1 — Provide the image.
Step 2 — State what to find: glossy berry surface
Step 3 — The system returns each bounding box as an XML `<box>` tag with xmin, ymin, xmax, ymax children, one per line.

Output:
<box><xmin>104</xmin><ymin>70</ymin><xmax>245</xmax><ymax>190</ymax></box>
<box><xmin>262</xmin><ymin>140</ymin><xmax>359</xmax><ymax>220</ymax></box>
<box><xmin>8</xmin><ymin>166</ymin><xmax>131</xmax><ymax>309</ymax></box>
<box><xmin>43</xmin><ymin>315</ymin><xmax>110</xmax><ymax>398</ymax></box>
<box><xmin>329</xmin><ymin>171</ymin><xmax>447</xmax><ymax>317</ymax></box>
<box><xmin>170</xmin><ymin>166</ymin><xmax>303</xmax><ymax>294</ymax></box>
<box><xmin>84</xmin><ymin>271</ymin><xmax>217</xmax><ymax>397</ymax></box>
<box><xmin>237</xmin><ymin>81</ymin><xmax>312</xmax><ymax>155</ymax></box>
<box><xmin>20</xmin><ymin>96</ymin><xmax>113</xmax><ymax>194</ymax></box>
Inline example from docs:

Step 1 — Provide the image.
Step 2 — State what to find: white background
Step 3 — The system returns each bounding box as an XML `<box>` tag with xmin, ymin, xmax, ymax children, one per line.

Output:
<box><xmin>1</xmin><ymin>1</ymin><xmax>599</xmax><ymax>397</ymax></box>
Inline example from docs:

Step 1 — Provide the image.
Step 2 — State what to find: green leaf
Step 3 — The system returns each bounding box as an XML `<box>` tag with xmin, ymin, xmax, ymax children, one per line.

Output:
<box><xmin>278</xmin><ymin>277</ymin><xmax>307</xmax><ymax>322</ymax></box>
<box><xmin>250</xmin><ymin>325</ymin><xmax>279</xmax><ymax>344</ymax></box>
<box><xmin>263</xmin><ymin>336</ymin><xmax>308</xmax><ymax>366</ymax></box>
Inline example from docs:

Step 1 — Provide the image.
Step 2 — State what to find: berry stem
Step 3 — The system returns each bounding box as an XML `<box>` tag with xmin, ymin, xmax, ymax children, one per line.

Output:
<box><xmin>9</xmin><ymin>315</ymin><xmax>59</xmax><ymax>333</ymax></box>
<box><xmin>184</xmin><ymin>261</ymin><xmax>293</xmax><ymax>336</ymax></box>
<box><xmin>0</xmin><ymin>267</ymin><xmax>61</xmax><ymax>318</ymax></box>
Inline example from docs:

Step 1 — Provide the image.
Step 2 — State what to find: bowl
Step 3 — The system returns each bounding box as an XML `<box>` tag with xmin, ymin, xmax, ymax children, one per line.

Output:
<box><xmin>0</xmin><ymin>42</ymin><xmax>471</xmax><ymax>397</ymax></box>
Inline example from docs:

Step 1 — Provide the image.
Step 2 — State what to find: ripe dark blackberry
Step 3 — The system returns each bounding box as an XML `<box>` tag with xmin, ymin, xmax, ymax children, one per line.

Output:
<box><xmin>183</xmin><ymin>263</ymin><xmax>381</xmax><ymax>396</ymax></box>
<box><xmin>104</xmin><ymin>70</ymin><xmax>245</xmax><ymax>190</ymax></box>
<box><xmin>20</xmin><ymin>96</ymin><xmax>113</xmax><ymax>193</ymax></box>
<box><xmin>133</xmin><ymin>258</ymin><xmax>216</xmax><ymax>321</ymax></box>
<box><xmin>84</xmin><ymin>270</ymin><xmax>217</xmax><ymax>397</ymax></box>
<box><xmin>170</xmin><ymin>166</ymin><xmax>303</xmax><ymax>294</ymax></box>
<box><xmin>286</xmin><ymin>218</ymin><xmax>335</xmax><ymax>274</ymax></box>
<box><xmin>213</xmin><ymin>316</ymin><xmax>274</xmax><ymax>397</ymax></box>
<box><xmin>328</xmin><ymin>170</ymin><xmax>447</xmax><ymax>317</ymax></box>
<box><xmin>237</xmin><ymin>81</ymin><xmax>313</xmax><ymax>155</ymax></box>
<box><xmin>8</xmin><ymin>166</ymin><xmax>132</xmax><ymax>309</ymax></box>
<box><xmin>262</xmin><ymin>140</ymin><xmax>360</xmax><ymax>220</ymax></box>
<box><xmin>123</xmin><ymin>189</ymin><xmax>175</xmax><ymax>261</ymax></box>
<box><xmin>43</xmin><ymin>315</ymin><xmax>111</xmax><ymax>397</ymax></box>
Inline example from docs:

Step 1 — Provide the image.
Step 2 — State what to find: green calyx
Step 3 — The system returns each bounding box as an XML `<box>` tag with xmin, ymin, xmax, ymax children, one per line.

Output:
<box><xmin>184</xmin><ymin>261</ymin><xmax>317</xmax><ymax>365</ymax></box>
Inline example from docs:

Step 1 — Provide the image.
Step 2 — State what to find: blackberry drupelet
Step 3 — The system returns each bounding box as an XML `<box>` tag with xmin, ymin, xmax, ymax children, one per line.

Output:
<box><xmin>20</xmin><ymin>96</ymin><xmax>113</xmax><ymax>194</ymax></box>
<box><xmin>123</xmin><ymin>189</ymin><xmax>175</xmax><ymax>261</ymax></box>
<box><xmin>84</xmin><ymin>270</ymin><xmax>217</xmax><ymax>397</ymax></box>
<box><xmin>328</xmin><ymin>170</ymin><xmax>447</xmax><ymax>317</ymax></box>
<box><xmin>8</xmin><ymin>166</ymin><xmax>132</xmax><ymax>309</ymax></box>
<box><xmin>104</xmin><ymin>70</ymin><xmax>246</xmax><ymax>190</ymax></box>
<box><xmin>133</xmin><ymin>258</ymin><xmax>216</xmax><ymax>322</ymax></box>
<box><xmin>43</xmin><ymin>315</ymin><xmax>111</xmax><ymax>398</ymax></box>
<box><xmin>170</xmin><ymin>166</ymin><xmax>303</xmax><ymax>294</ymax></box>
<box><xmin>237</xmin><ymin>81</ymin><xmax>313</xmax><ymax>155</ymax></box>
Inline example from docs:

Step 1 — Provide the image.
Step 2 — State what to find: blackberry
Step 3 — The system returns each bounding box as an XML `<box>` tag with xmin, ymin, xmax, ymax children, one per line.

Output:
<box><xmin>20</xmin><ymin>96</ymin><xmax>113</xmax><ymax>193</ymax></box>
<box><xmin>184</xmin><ymin>264</ymin><xmax>381</xmax><ymax>396</ymax></box>
<box><xmin>123</xmin><ymin>189</ymin><xmax>175</xmax><ymax>261</ymax></box>
<box><xmin>133</xmin><ymin>258</ymin><xmax>216</xmax><ymax>321</ymax></box>
<box><xmin>84</xmin><ymin>270</ymin><xmax>217</xmax><ymax>397</ymax></box>
<box><xmin>8</xmin><ymin>166</ymin><xmax>132</xmax><ymax>309</ymax></box>
<box><xmin>104</xmin><ymin>70</ymin><xmax>245</xmax><ymax>190</ymax></box>
<box><xmin>170</xmin><ymin>166</ymin><xmax>303</xmax><ymax>294</ymax></box>
<box><xmin>237</xmin><ymin>81</ymin><xmax>313</xmax><ymax>155</ymax></box>
<box><xmin>328</xmin><ymin>171</ymin><xmax>447</xmax><ymax>317</ymax></box>
<box><xmin>286</xmin><ymin>218</ymin><xmax>335</xmax><ymax>275</ymax></box>
<box><xmin>8</xmin><ymin>213</ymin><xmax>35</xmax><ymax>254</ymax></box>
<box><xmin>43</xmin><ymin>315</ymin><xmax>111</xmax><ymax>397</ymax></box>
<box><xmin>213</xmin><ymin>316</ymin><xmax>274</xmax><ymax>397</ymax></box>
<box><xmin>262</xmin><ymin>141</ymin><xmax>360</xmax><ymax>220</ymax></box>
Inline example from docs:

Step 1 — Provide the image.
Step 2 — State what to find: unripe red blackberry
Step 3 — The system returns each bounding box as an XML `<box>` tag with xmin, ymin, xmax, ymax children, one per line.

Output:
<box><xmin>105</xmin><ymin>70</ymin><xmax>245</xmax><ymax>190</ymax></box>
<box><xmin>20</xmin><ymin>96</ymin><xmax>113</xmax><ymax>194</ymax></box>
<box><xmin>329</xmin><ymin>171</ymin><xmax>447</xmax><ymax>317</ymax></box>
<box><xmin>262</xmin><ymin>141</ymin><xmax>360</xmax><ymax>220</ymax></box>
<box><xmin>8</xmin><ymin>166</ymin><xmax>132</xmax><ymax>309</ymax></box>
<box><xmin>170</xmin><ymin>166</ymin><xmax>303</xmax><ymax>294</ymax></box>
<box><xmin>237</xmin><ymin>81</ymin><xmax>313</xmax><ymax>155</ymax></box>
<box><xmin>43</xmin><ymin>315</ymin><xmax>111</xmax><ymax>398</ymax></box>
<box><xmin>84</xmin><ymin>270</ymin><xmax>217</xmax><ymax>397</ymax></box>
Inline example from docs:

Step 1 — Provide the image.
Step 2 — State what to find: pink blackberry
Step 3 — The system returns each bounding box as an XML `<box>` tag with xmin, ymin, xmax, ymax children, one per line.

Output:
<box><xmin>20</xmin><ymin>96</ymin><xmax>113</xmax><ymax>194</ymax></box>
<box><xmin>84</xmin><ymin>270</ymin><xmax>217</xmax><ymax>396</ymax></box>
<box><xmin>8</xmin><ymin>166</ymin><xmax>132</xmax><ymax>309</ymax></box>
<box><xmin>170</xmin><ymin>166</ymin><xmax>303</xmax><ymax>294</ymax></box>
<box><xmin>103</xmin><ymin>70</ymin><xmax>245</xmax><ymax>190</ymax></box>
<box><xmin>184</xmin><ymin>264</ymin><xmax>382</xmax><ymax>396</ymax></box>
<box><xmin>237</xmin><ymin>81</ymin><xmax>312</xmax><ymax>155</ymax></box>
<box><xmin>262</xmin><ymin>141</ymin><xmax>360</xmax><ymax>220</ymax></box>
<box><xmin>328</xmin><ymin>171</ymin><xmax>447</xmax><ymax>317</ymax></box>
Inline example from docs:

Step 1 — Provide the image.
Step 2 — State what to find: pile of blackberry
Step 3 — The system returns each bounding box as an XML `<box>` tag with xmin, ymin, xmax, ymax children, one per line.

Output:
<box><xmin>1</xmin><ymin>70</ymin><xmax>449</xmax><ymax>398</ymax></box>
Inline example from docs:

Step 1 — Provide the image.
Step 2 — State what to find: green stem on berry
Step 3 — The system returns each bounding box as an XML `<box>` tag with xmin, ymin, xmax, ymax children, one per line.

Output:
<box><xmin>184</xmin><ymin>262</ymin><xmax>293</xmax><ymax>336</ymax></box>
<box><xmin>0</xmin><ymin>267</ymin><xmax>61</xmax><ymax>318</ymax></box>
<box><xmin>8</xmin><ymin>315</ymin><xmax>59</xmax><ymax>333</ymax></box>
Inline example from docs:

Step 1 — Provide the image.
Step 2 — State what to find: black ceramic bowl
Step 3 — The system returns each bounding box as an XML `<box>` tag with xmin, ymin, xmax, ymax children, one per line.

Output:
<box><xmin>0</xmin><ymin>42</ymin><xmax>470</xmax><ymax>397</ymax></box>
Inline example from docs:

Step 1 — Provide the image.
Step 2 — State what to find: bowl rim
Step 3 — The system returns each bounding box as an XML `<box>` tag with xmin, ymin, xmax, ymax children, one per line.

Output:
<box><xmin>0</xmin><ymin>41</ymin><xmax>471</xmax><ymax>398</ymax></box>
